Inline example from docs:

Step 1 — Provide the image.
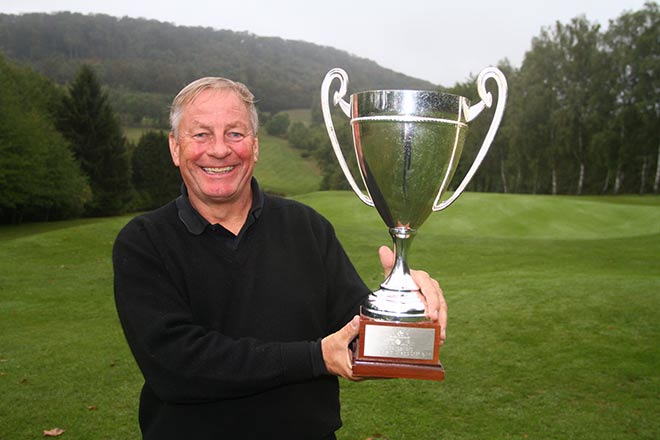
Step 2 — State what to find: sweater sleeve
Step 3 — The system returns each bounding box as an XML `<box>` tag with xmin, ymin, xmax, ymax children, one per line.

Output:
<box><xmin>113</xmin><ymin>217</ymin><xmax>324</xmax><ymax>404</ymax></box>
<box><xmin>318</xmin><ymin>215</ymin><xmax>372</xmax><ymax>334</ymax></box>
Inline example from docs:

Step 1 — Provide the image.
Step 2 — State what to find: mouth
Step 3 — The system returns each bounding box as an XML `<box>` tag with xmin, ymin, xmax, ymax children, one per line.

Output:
<box><xmin>202</xmin><ymin>166</ymin><xmax>235</xmax><ymax>175</ymax></box>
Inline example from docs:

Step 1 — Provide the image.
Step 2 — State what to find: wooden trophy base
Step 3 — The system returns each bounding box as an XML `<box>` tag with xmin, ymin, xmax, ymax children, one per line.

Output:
<box><xmin>352</xmin><ymin>314</ymin><xmax>444</xmax><ymax>381</ymax></box>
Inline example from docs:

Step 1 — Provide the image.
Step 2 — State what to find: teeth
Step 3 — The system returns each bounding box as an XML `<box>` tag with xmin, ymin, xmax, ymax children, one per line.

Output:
<box><xmin>203</xmin><ymin>166</ymin><xmax>234</xmax><ymax>174</ymax></box>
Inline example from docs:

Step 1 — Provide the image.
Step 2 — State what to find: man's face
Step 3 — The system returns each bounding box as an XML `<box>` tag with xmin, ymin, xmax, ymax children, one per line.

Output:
<box><xmin>169</xmin><ymin>89</ymin><xmax>259</xmax><ymax>212</ymax></box>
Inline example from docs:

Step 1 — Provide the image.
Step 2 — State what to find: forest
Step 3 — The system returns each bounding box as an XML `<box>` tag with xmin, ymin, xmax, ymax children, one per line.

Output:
<box><xmin>0</xmin><ymin>3</ymin><xmax>658</xmax><ymax>223</ymax></box>
<box><xmin>0</xmin><ymin>11</ymin><xmax>434</xmax><ymax>120</ymax></box>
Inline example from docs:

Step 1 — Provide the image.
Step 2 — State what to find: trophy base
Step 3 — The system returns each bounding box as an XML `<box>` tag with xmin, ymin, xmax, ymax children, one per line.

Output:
<box><xmin>352</xmin><ymin>314</ymin><xmax>444</xmax><ymax>381</ymax></box>
<box><xmin>353</xmin><ymin>358</ymin><xmax>445</xmax><ymax>381</ymax></box>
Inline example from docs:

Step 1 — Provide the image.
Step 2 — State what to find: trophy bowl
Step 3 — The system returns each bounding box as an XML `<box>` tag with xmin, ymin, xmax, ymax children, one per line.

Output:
<box><xmin>321</xmin><ymin>67</ymin><xmax>507</xmax><ymax>380</ymax></box>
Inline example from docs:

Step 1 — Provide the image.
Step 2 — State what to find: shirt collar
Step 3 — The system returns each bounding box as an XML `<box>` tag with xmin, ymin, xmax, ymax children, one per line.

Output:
<box><xmin>175</xmin><ymin>178</ymin><xmax>264</xmax><ymax>235</ymax></box>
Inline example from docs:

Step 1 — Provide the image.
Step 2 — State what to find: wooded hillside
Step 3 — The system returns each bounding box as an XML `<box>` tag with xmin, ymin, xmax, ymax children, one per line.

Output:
<box><xmin>0</xmin><ymin>12</ymin><xmax>435</xmax><ymax>123</ymax></box>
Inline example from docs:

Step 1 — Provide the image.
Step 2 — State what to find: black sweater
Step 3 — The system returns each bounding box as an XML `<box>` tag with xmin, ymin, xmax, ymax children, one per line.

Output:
<box><xmin>113</xmin><ymin>188</ymin><xmax>369</xmax><ymax>439</ymax></box>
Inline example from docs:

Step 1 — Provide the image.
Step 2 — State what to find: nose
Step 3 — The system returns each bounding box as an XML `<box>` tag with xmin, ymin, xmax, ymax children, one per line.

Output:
<box><xmin>206</xmin><ymin>134</ymin><xmax>232</xmax><ymax>158</ymax></box>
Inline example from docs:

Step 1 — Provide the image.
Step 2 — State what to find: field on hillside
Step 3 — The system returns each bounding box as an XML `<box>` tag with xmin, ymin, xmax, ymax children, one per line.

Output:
<box><xmin>283</xmin><ymin>108</ymin><xmax>313</xmax><ymax>125</ymax></box>
<box><xmin>253</xmin><ymin>132</ymin><xmax>322</xmax><ymax>195</ymax></box>
<box><xmin>123</xmin><ymin>126</ymin><xmax>157</xmax><ymax>144</ymax></box>
<box><xmin>1</xmin><ymin>193</ymin><xmax>659</xmax><ymax>439</ymax></box>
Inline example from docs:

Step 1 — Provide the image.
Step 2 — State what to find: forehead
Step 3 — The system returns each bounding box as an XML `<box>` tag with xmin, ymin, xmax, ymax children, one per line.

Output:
<box><xmin>182</xmin><ymin>89</ymin><xmax>250</xmax><ymax>126</ymax></box>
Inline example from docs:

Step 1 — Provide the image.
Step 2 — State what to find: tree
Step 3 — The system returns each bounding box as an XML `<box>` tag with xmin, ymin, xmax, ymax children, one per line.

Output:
<box><xmin>0</xmin><ymin>12</ymin><xmax>436</xmax><ymax>119</ymax></box>
<box><xmin>498</xmin><ymin>34</ymin><xmax>561</xmax><ymax>195</ymax></box>
<box><xmin>0</xmin><ymin>55</ymin><xmax>89</xmax><ymax>223</ymax></box>
<box><xmin>506</xmin><ymin>17</ymin><xmax>605</xmax><ymax>195</ymax></box>
<box><xmin>604</xmin><ymin>2</ymin><xmax>660</xmax><ymax>194</ymax></box>
<box><xmin>313</xmin><ymin>116</ymin><xmax>354</xmax><ymax>191</ymax></box>
<box><xmin>265</xmin><ymin>112</ymin><xmax>290</xmax><ymax>137</ymax></box>
<box><xmin>56</xmin><ymin>64</ymin><xmax>133</xmax><ymax>215</ymax></box>
<box><xmin>288</xmin><ymin>121</ymin><xmax>328</xmax><ymax>155</ymax></box>
<box><xmin>447</xmin><ymin>59</ymin><xmax>515</xmax><ymax>194</ymax></box>
<box><xmin>550</xmin><ymin>17</ymin><xmax>605</xmax><ymax>195</ymax></box>
<box><xmin>132</xmin><ymin>130</ymin><xmax>181</xmax><ymax>209</ymax></box>
<box><xmin>4</xmin><ymin>6</ymin><xmax>658</xmax><ymax>197</ymax></box>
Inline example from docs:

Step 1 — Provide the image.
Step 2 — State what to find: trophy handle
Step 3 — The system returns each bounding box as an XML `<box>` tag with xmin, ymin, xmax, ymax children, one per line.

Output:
<box><xmin>432</xmin><ymin>66</ymin><xmax>508</xmax><ymax>211</ymax></box>
<box><xmin>321</xmin><ymin>68</ymin><xmax>374</xmax><ymax>207</ymax></box>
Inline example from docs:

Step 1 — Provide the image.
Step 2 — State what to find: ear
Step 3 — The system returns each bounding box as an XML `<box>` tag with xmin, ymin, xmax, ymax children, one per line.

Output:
<box><xmin>253</xmin><ymin>136</ymin><xmax>259</xmax><ymax>163</ymax></box>
<box><xmin>169</xmin><ymin>132</ymin><xmax>180</xmax><ymax>166</ymax></box>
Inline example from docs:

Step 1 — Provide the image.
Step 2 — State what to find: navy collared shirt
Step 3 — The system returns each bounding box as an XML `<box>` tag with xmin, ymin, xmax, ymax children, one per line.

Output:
<box><xmin>175</xmin><ymin>178</ymin><xmax>265</xmax><ymax>250</ymax></box>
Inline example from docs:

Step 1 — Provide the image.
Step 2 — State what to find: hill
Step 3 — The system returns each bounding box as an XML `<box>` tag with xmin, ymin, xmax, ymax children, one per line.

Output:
<box><xmin>0</xmin><ymin>12</ymin><xmax>437</xmax><ymax>123</ymax></box>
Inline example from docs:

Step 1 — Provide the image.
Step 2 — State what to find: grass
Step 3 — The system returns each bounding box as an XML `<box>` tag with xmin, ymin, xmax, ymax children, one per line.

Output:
<box><xmin>123</xmin><ymin>126</ymin><xmax>163</xmax><ymax>144</ymax></box>
<box><xmin>283</xmin><ymin>108</ymin><xmax>313</xmax><ymax>125</ymax></box>
<box><xmin>1</xmin><ymin>193</ymin><xmax>659</xmax><ymax>439</ymax></box>
<box><xmin>0</xmin><ymin>216</ymin><xmax>140</xmax><ymax>439</ymax></box>
<box><xmin>253</xmin><ymin>132</ymin><xmax>322</xmax><ymax>195</ymax></box>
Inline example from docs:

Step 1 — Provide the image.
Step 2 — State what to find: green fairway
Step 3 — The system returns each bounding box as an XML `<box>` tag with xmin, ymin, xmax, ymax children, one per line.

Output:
<box><xmin>1</xmin><ymin>193</ymin><xmax>659</xmax><ymax>439</ymax></box>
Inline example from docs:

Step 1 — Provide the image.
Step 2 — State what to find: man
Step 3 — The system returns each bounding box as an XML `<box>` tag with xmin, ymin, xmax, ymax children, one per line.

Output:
<box><xmin>113</xmin><ymin>77</ymin><xmax>447</xmax><ymax>439</ymax></box>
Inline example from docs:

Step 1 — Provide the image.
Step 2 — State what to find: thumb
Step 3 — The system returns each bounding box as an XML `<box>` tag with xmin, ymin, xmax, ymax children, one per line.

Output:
<box><xmin>341</xmin><ymin>315</ymin><xmax>361</xmax><ymax>342</ymax></box>
<box><xmin>378</xmin><ymin>245</ymin><xmax>395</xmax><ymax>278</ymax></box>
<box><xmin>322</xmin><ymin>315</ymin><xmax>361</xmax><ymax>379</ymax></box>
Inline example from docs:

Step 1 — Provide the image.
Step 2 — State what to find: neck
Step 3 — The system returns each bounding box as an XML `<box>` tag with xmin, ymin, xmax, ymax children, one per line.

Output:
<box><xmin>192</xmin><ymin>191</ymin><xmax>253</xmax><ymax>235</ymax></box>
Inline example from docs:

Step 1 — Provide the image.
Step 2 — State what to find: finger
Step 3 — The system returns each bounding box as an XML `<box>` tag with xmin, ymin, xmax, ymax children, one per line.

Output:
<box><xmin>344</xmin><ymin>315</ymin><xmax>361</xmax><ymax>342</ymax></box>
<box><xmin>378</xmin><ymin>245</ymin><xmax>395</xmax><ymax>278</ymax></box>
<box><xmin>338</xmin><ymin>315</ymin><xmax>360</xmax><ymax>374</ymax></box>
<box><xmin>411</xmin><ymin>269</ymin><xmax>440</xmax><ymax>321</ymax></box>
<box><xmin>322</xmin><ymin>316</ymin><xmax>361</xmax><ymax>379</ymax></box>
<box><xmin>438</xmin><ymin>293</ymin><xmax>448</xmax><ymax>345</ymax></box>
<box><xmin>342</xmin><ymin>316</ymin><xmax>361</xmax><ymax>379</ymax></box>
<box><xmin>412</xmin><ymin>271</ymin><xmax>447</xmax><ymax>344</ymax></box>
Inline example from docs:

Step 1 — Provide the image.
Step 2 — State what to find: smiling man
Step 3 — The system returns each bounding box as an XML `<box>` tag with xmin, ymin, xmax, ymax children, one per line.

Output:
<box><xmin>113</xmin><ymin>77</ymin><xmax>447</xmax><ymax>440</ymax></box>
<box><xmin>168</xmin><ymin>84</ymin><xmax>259</xmax><ymax>233</ymax></box>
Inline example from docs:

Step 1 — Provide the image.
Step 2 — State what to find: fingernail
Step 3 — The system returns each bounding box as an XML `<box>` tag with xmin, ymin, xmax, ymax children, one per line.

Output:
<box><xmin>351</xmin><ymin>315</ymin><xmax>360</xmax><ymax>329</ymax></box>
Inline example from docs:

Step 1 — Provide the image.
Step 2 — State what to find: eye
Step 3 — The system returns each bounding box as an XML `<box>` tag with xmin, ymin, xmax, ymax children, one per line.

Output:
<box><xmin>192</xmin><ymin>132</ymin><xmax>210</xmax><ymax>142</ymax></box>
<box><xmin>226</xmin><ymin>131</ymin><xmax>246</xmax><ymax>142</ymax></box>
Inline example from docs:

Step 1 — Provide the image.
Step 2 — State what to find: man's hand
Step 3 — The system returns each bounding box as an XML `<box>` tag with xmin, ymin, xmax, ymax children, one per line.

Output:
<box><xmin>378</xmin><ymin>246</ymin><xmax>448</xmax><ymax>346</ymax></box>
<box><xmin>321</xmin><ymin>315</ymin><xmax>360</xmax><ymax>380</ymax></box>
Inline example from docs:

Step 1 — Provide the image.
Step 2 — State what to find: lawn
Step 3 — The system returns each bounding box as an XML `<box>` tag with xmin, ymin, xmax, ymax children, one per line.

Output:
<box><xmin>0</xmin><ymin>193</ymin><xmax>658</xmax><ymax>439</ymax></box>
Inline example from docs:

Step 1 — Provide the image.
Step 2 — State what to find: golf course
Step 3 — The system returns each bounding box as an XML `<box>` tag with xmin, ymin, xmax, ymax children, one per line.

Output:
<box><xmin>1</xmin><ymin>3</ymin><xmax>659</xmax><ymax>437</ymax></box>
<box><xmin>1</xmin><ymin>190</ymin><xmax>659</xmax><ymax>439</ymax></box>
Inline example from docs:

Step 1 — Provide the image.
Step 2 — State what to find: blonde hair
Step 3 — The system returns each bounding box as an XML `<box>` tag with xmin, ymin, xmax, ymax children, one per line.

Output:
<box><xmin>169</xmin><ymin>77</ymin><xmax>259</xmax><ymax>138</ymax></box>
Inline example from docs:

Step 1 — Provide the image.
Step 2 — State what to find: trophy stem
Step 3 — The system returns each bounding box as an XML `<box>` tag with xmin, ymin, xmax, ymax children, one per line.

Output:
<box><xmin>362</xmin><ymin>227</ymin><xmax>426</xmax><ymax>322</ymax></box>
<box><xmin>382</xmin><ymin>227</ymin><xmax>419</xmax><ymax>292</ymax></box>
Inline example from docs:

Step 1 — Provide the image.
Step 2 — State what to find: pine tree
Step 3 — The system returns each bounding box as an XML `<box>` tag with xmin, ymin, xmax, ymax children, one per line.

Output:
<box><xmin>56</xmin><ymin>65</ymin><xmax>133</xmax><ymax>215</ymax></box>
<box><xmin>0</xmin><ymin>54</ymin><xmax>89</xmax><ymax>223</ymax></box>
<box><xmin>132</xmin><ymin>130</ymin><xmax>181</xmax><ymax>209</ymax></box>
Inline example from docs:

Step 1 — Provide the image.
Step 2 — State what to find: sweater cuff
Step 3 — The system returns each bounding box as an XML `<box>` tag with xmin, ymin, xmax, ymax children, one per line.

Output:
<box><xmin>310</xmin><ymin>338</ymin><xmax>329</xmax><ymax>377</ymax></box>
<box><xmin>280</xmin><ymin>340</ymin><xmax>329</xmax><ymax>383</ymax></box>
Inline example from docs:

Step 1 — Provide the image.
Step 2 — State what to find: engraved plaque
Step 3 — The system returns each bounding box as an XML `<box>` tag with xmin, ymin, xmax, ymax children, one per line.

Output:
<box><xmin>363</xmin><ymin>324</ymin><xmax>436</xmax><ymax>360</ymax></box>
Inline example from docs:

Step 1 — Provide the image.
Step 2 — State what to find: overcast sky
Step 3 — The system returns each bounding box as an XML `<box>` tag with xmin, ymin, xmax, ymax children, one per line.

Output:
<box><xmin>1</xmin><ymin>0</ymin><xmax>650</xmax><ymax>86</ymax></box>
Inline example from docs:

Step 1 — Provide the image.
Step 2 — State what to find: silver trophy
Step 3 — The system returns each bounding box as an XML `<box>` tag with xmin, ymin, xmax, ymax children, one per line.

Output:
<box><xmin>321</xmin><ymin>67</ymin><xmax>507</xmax><ymax>380</ymax></box>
